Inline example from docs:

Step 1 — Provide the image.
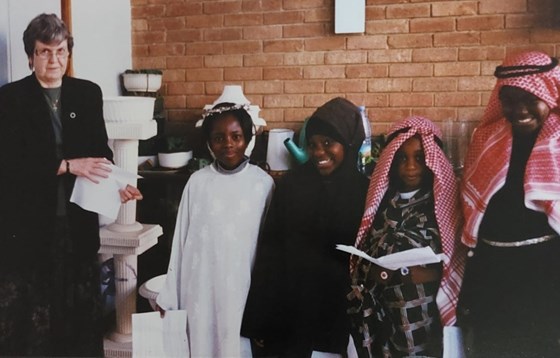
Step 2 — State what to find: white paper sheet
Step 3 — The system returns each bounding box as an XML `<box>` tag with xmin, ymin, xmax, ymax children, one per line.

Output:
<box><xmin>132</xmin><ymin>311</ymin><xmax>189</xmax><ymax>358</ymax></box>
<box><xmin>443</xmin><ymin>326</ymin><xmax>466</xmax><ymax>358</ymax></box>
<box><xmin>69</xmin><ymin>164</ymin><xmax>139</xmax><ymax>220</ymax></box>
<box><xmin>336</xmin><ymin>245</ymin><xmax>447</xmax><ymax>270</ymax></box>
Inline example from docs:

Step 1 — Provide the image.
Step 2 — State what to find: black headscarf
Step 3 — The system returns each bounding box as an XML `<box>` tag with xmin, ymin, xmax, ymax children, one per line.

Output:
<box><xmin>305</xmin><ymin>97</ymin><xmax>366</xmax><ymax>178</ymax></box>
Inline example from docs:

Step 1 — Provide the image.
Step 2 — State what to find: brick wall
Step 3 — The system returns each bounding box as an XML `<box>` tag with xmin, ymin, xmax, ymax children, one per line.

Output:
<box><xmin>131</xmin><ymin>0</ymin><xmax>559</xmax><ymax>135</ymax></box>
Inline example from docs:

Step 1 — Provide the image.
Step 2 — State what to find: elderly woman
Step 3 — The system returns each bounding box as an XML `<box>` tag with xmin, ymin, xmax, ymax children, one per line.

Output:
<box><xmin>0</xmin><ymin>13</ymin><xmax>141</xmax><ymax>356</ymax></box>
<box><xmin>459</xmin><ymin>51</ymin><xmax>560</xmax><ymax>357</ymax></box>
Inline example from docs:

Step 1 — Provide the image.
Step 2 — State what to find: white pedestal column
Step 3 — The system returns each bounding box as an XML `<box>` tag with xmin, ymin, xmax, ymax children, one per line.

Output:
<box><xmin>100</xmin><ymin>121</ymin><xmax>163</xmax><ymax>357</ymax></box>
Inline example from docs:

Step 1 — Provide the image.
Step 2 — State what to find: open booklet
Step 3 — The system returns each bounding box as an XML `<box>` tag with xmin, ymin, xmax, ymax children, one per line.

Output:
<box><xmin>336</xmin><ymin>245</ymin><xmax>447</xmax><ymax>271</ymax></box>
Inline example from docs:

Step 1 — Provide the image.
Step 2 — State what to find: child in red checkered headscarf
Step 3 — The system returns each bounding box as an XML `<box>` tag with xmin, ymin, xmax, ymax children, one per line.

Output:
<box><xmin>349</xmin><ymin>116</ymin><xmax>466</xmax><ymax>357</ymax></box>
<box><xmin>459</xmin><ymin>51</ymin><xmax>560</xmax><ymax>357</ymax></box>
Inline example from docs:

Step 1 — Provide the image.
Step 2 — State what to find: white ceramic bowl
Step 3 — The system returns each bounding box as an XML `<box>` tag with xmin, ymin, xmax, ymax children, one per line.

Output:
<box><xmin>139</xmin><ymin>274</ymin><xmax>167</xmax><ymax>311</ymax></box>
<box><xmin>103</xmin><ymin>96</ymin><xmax>155</xmax><ymax>123</ymax></box>
<box><xmin>158</xmin><ymin>151</ymin><xmax>193</xmax><ymax>169</ymax></box>
<box><xmin>123</xmin><ymin>73</ymin><xmax>162</xmax><ymax>92</ymax></box>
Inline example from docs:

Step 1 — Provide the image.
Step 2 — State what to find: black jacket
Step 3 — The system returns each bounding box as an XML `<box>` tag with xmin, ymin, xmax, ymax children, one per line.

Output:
<box><xmin>0</xmin><ymin>74</ymin><xmax>112</xmax><ymax>272</ymax></box>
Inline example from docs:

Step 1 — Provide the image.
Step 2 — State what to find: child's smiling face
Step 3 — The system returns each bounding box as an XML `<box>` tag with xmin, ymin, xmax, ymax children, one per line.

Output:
<box><xmin>209</xmin><ymin>114</ymin><xmax>248</xmax><ymax>170</ymax></box>
<box><xmin>499</xmin><ymin>85</ymin><xmax>549</xmax><ymax>136</ymax></box>
<box><xmin>394</xmin><ymin>136</ymin><xmax>427</xmax><ymax>192</ymax></box>
<box><xmin>307</xmin><ymin>134</ymin><xmax>345</xmax><ymax>176</ymax></box>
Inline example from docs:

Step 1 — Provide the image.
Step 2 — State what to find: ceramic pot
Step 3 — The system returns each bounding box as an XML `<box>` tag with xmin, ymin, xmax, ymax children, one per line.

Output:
<box><xmin>158</xmin><ymin>151</ymin><xmax>193</xmax><ymax>169</ymax></box>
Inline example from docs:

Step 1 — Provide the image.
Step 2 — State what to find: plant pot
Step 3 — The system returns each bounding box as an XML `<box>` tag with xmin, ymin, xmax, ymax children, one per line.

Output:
<box><xmin>123</xmin><ymin>73</ymin><xmax>162</xmax><ymax>92</ymax></box>
<box><xmin>103</xmin><ymin>96</ymin><xmax>155</xmax><ymax>123</ymax></box>
<box><xmin>158</xmin><ymin>151</ymin><xmax>193</xmax><ymax>169</ymax></box>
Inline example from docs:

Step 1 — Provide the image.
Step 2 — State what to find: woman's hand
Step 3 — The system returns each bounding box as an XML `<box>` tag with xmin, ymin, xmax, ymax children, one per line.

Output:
<box><xmin>67</xmin><ymin>157</ymin><xmax>112</xmax><ymax>183</ymax></box>
<box><xmin>119</xmin><ymin>184</ymin><xmax>143</xmax><ymax>203</ymax></box>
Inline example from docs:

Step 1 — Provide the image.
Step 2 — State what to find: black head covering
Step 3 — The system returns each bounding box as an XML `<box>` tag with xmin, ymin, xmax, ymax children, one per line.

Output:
<box><xmin>305</xmin><ymin>97</ymin><xmax>366</xmax><ymax>170</ymax></box>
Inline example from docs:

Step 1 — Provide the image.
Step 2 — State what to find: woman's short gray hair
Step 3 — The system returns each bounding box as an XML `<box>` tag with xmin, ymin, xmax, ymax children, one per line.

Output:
<box><xmin>23</xmin><ymin>13</ymin><xmax>73</xmax><ymax>66</ymax></box>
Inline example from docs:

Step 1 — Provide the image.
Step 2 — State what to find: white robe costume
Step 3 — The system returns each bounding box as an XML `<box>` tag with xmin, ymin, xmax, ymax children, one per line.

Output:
<box><xmin>157</xmin><ymin>162</ymin><xmax>274</xmax><ymax>358</ymax></box>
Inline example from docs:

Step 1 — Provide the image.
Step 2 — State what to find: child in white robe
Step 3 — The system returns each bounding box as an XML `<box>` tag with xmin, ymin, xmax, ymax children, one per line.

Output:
<box><xmin>156</xmin><ymin>102</ymin><xmax>274</xmax><ymax>358</ymax></box>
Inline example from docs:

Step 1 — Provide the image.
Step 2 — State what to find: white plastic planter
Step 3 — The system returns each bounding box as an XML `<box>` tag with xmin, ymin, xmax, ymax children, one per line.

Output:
<box><xmin>103</xmin><ymin>96</ymin><xmax>155</xmax><ymax>123</ymax></box>
<box><xmin>158</xmin><ymin>151</ymin><xmax>193</xmax><ymax>169</ymax></box>
<box><xmin>123</xmin><ymin>73</ymin><xmax>162</xmax><ymax>92</ymax></box>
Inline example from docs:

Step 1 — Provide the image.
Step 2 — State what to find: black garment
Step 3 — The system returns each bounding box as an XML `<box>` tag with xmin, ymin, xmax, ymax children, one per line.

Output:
<box><xmin>458</xmin><ymin>132</ymin><xmax>560</xmax><ymax>358</ymax></box>
<box><xmin>0</xmin><ymin>74</ymin><xmax>112</xmax><ymax>356</ymax></box>
<box><xmin>242</xmin><ymin>162</ymin><xmax>369</xmax><ymax>357</ymax></box>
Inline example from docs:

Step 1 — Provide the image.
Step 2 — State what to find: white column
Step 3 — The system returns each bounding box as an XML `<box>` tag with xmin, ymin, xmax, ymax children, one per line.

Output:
<box><xmin>100</xmin><ymin>120</ymin><xmax>162</xmax><ymax>353</ymax></box>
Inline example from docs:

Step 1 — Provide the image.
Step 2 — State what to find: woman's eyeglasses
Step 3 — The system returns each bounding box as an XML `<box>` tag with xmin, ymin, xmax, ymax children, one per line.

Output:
<box><xmin>34</xmin><ymin>48</ymin><xmax>69</xmax><ymax>60</ymax></box>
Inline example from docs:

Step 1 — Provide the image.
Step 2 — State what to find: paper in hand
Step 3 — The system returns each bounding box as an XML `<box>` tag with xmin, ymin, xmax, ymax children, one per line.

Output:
<box><xmin>70</xmin><ymin>164</ymin><xmax>140</xmax><ymax>220</ymax></box>
<box><xmin>132</xmin><ymin>310</ymin><xmax>189</xmax><ymax>358</ymax></box>
<box><xmin>336</xmin><ymin>245</ymin><xmax>446</xmax><ymax>270</ymax></box>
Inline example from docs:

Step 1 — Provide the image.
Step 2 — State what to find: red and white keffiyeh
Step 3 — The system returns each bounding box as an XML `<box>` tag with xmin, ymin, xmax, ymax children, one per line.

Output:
<box><xmin>352</xmin><ymin>116</ymin><xmax>467</xmax><ymax>326</ymax></box>
<box><xmin>461</xmin><ymin>51</ymin><xmax>560</xmax><ymax>248</ymax></box>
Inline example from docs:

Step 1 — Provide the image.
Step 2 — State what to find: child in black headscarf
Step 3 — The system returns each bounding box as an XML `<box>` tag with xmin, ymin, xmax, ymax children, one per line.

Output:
<box><xmin>242</xmin><ymin>97</ymin><xmax>370</xmax><ymax>357</ymax></box>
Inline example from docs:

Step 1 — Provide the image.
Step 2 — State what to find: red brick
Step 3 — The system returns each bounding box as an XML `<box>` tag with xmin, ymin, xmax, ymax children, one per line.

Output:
<box><xmin>186</xmin><ymin>68</ymin><xmax>223</xmax><ymax>82</ymax></box>
<box><xmin>245</xmin><ymin>81</ymin><xmax>284</xmax><ymax>94</ymax></box>
<box><xmin>204</xmin><ymin>28</ymin><xmax>243</xmax><ymax>42</ymax></box>
<box><xmin>390</xmin><ymin>93</ymin><xmax>433</xmax><ymax>107</ymax></box>
<box><xmin>369</xmin><ymin>108</ymin><xmax>412</xmax><ymax>123</ymax></box>
<box><xmin>434</xmin><ymin>32</ymin><xmax>480</xmax><ymax>47</ymax></box>
<box><xmin>149</xmin><ymin>43</ymin><xmax>186</xmax><ymax>56</ymax></box>
<box><xmin>284</xmin><ymin>53</ymin><xmax>324</xmax><ymax>66</ymax></box>
<box><xmin>163</xmin><ymin>69</ymin><xmax>186</xmax><ymax>83</ymax></box>
<box><xmin>369</xmin><ymin>49</ymin><xmax>412</xmax><ymax>63</ymax></box>
<box><xmin>167</xmin><ymin>82</ymin><xmax>205</xmax><ymax>95</ymax></box>
<box><xmin>432</xmin><ymin>1</ymin><xmax>478</xmax><ymax>17</ymax></box>
<box><xmin>166</xmin><ymin>56</ymin><xmax>204</xmax><ymax>69</ymax></box>
<box><xmin>283</xmin><ymin>23</ymin><xmax>328</xmax><ymax>38</ymax></box>
<box><xmin>459</xmin><ymin>47</ymin><xmax>506</xmax><ymax>61</ymax></box>
<box><xmin>204</xmin><ymin>54</ymin><xmax>243</xmax><ymax>68</ymax></box>
<box><xmin>224</xmin><ymin>67</ymin><xmax>263</xmax><ymax>81</ymax></box>
<box><xmin>325</xmin><ymin>51</ymin><xmax>368</xmax><ymax>65</ymax></box>
<box><xmin>264</xmin><ymin>40</ymin><xmax>304</xmax><ymax>53</ymax></box>
<box><xmin>457</xmin><ymin>15</ymin><xmax>505</xmax><ymax>31</ymax></box>
<box><xmin>366</xmin><ymin>19</ymin><xmax>409</xmax><ymax>34</ymax></box>
<box><xmin>283</xmin><ymin>0</ymin><xmax>325</xmax><ymax>10</ymax></box>
<box><xmin>224</xmin><ymin>41</ymin><xmax>262</xmax><ymax>55</ymax></box>
<box><xmin>346</xmin><ymin>64</ymin><xmax>389</xmax><ymax>79</ymax></box>
<box><xmin>368</xmin><ymin>78</ymin><xmax>412</xmax><ymax>92</ymax></box>
<box><xmin>203</xmin><ymin>1</ymin><xmax>242</xmax><ymax>15</ymax></box>
<box><xmin>186</xmin><ymin>15</ymin><xmax>223</xmax><ymax>29</ymax></box>
<box><xmin>187</xmin><ymin>42</ymin><xmax>223</xmax><ymax>55</ymax></box>
<box><xmin>413</xmin><ymin>108</ymin><xmax>458</xmax><ymax>122</ymax></box>
<box><xmin>166</xmin><ymin>3</ymin><xmax>202</xmax><ymax>17</ymax></box>
<box><xmin>166</xmin><ymin>29</ymin><xmax>203</xmax><ymax>43</ymax></box>
<box><xmin>264</xmin><ymin>94</ymin><xmax>304</xmax><ymax>108</ymax></box>
<box><xmin>480</xmin><ymin>29</ymin><xmax>531</xmax><ymax>45</ymax></box>
<box><xmin>326</xmin><ymin>79</ymin><xmax>368</xmax><ymax>93</ymax></box>
<box><xmin>244</xmin><ymin>54</ymin><xmax>284</xmax><ymax>67</ymax></box>
<box><xmin>264</xmin><ymin>11</ymin><xmax>304</xmax><ymax>25</ymax></box>
<box><xmin>305</xmin><ymin>37</ymin><xmax>346</xmax><ymax>51</ymax></box>
<box><xmin>347</xmin><ymin>36</ymin><xmax>388</xmax><ymax>50</ymax></box>
<box><xmin>346</xmin><ymin>94</ymin><xmax>390</xmax><ymax>108</ymax></box>
<box><xmin>386</xmin><ymin>3</ymin><xmax>431</xmax><ymax>18</ymax></box>
<box><xmin>264</xmin><ymin>67</ymin><xmax>303</xmax><ymax>80</ymax></box>
<box><xmin>388</xmin><ymin>34</ymin><xmax>433</xmax><ymax>48</ymax></box>
<box><xmin>366</xmin><ymin>6</ymin><xmax>388</xmax><ymax>20</ymax></box>
<box><xmin>434</xmin><ymin>62</ymin><xmax>480</xmax><ymax>76</ymax></box>
<box><xmin>413</xmin><ymin>48</ymin><xmax>458</xmax><ymax>62</ymax></box>
<box><xmin>531</xmin><ymin>29</ymin><xmax>560</xmax><ymax>43</ymax></box>
<box><xmin>242</xmin><ymin>0</ymin><xmax>283</xmax><ymax>12</ymax></box>
<box><xmin>458</xmin><ymin>76</ymin><xmax>496</xmax><ymax>91</ymax></box>
<box><xmin>224</xmin><ymin>13</ymin><xmax>263</xmax><ymax>26</ymax></box>
<box><xmin>389</xmin><ymin>63</ymin><xmax>433</xmax><ymax>77</ymax></box>
<box><xmin>304</xmin><ymin>66</ymin><xmax>346</xmax><ymax>79</ymax></box>
<box><xmin>285</xmin><ymin>80</ymin><xmax>325</xmax><ymax>94</ymax></box>
<box><xmin>413</xmin><ymin>78</ymin><xmax>457</xmax><ymax>92</ymax></box>
<box><xmin>410</xmin><ymin>18</ymin><xmax>455</xmax><ymax>33</ymax></box>
<box><xmin>457</xmin><ymin>107</ymin><xmax>485</xmax><ymax>122</ymax></box>
<box><xmin>506</xmin><ymin>14</ymin><xmax>538</xmax><ymax>28</ymax></box>
<box><xmin>479</xmin><ymin>0</ymin><xmax>526</xmax><ymax>14</ymax></box>
<box><xmin>243</xmin><ymin>25</ymin><xmax>283</xmax><ymax>40</ymax></box>
<box><xmin>434</xmin><ymin>92</ymin><xmax>480</xmax><ymax>106</ymax></box>
<box><xmin>305</xmin><ymin>8</ymin><xmax>331</xmax><ymax>23</ymax></box>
